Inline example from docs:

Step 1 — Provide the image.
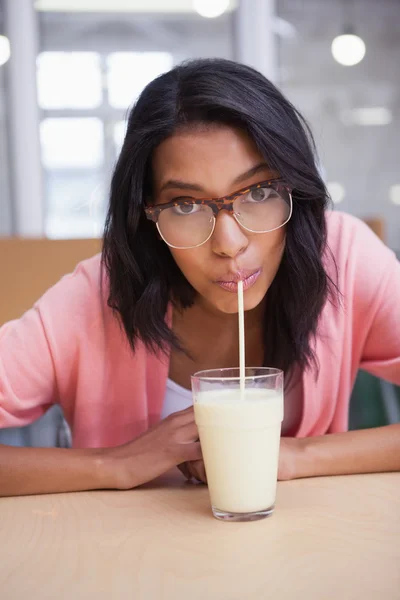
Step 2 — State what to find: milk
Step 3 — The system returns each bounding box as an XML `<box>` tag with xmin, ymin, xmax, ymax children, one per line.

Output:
<box><xmin>194</xmin><ymin>388</ymin><xmax>283</xmax><ymax>514</ymax></box>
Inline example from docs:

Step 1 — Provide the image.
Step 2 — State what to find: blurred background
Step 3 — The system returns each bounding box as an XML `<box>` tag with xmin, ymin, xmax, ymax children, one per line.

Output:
<box><xmin>0</xmin><ymin>0</ymin><xmax>399</xmax><ymax>249</ymax></box>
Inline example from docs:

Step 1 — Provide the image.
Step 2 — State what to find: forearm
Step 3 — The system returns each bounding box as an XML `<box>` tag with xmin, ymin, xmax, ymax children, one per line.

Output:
<box><xmin>296</xmin><ymin>423</ymin><xmax>400</xmax><ymax>478</ymax></box>
<box><xmin>0</xmin><ymin>407</ymin><xmax>202</xmax><ymax>497</ymax></box>
<box><xmin>0</xmin><ymin>445</ymin><xmax>116</xmax><ymax>497</ymax></box>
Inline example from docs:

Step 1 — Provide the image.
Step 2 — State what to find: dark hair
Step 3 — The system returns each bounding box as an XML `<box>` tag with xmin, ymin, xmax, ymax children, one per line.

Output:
<box><xmin>102</xmin><ymin>58</ymin><xmax>338</xmax><ymax>380</ymax></box>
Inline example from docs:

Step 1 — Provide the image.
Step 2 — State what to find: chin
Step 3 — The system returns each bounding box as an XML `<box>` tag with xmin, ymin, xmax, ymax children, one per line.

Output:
<box><xmin>211</xmin><ymin>288</ymin><xmax>266</xmax><ymax>314</ymax></box>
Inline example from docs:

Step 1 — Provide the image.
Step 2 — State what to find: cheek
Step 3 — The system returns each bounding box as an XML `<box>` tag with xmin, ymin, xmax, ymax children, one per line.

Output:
<box><xmin>255</xmin><ymin>229</ymin><xmax>286</xmax><ymax>263</ymax></box>
<box><xmin>169</xmin><ymin>248</ymin><xmax>206</xmax><ymax>286</ymax></box>
<box><xmin>169</xmin><ymin>228</ymin><xmax>286</xmax><ymax>290</ymax></box>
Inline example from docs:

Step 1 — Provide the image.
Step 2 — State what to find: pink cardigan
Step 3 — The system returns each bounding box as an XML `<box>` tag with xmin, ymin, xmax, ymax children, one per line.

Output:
<box><xmin>1</xmin><ymin>211</ymin><xmax>399</xmax><ymax>448</ymax></box>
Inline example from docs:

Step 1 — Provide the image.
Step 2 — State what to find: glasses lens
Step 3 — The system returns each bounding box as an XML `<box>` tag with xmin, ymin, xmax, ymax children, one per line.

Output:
<box><xmin>157</xmin><ymin>203</ymin><xmax>214</xmax><ymax>248</ymax></box>
<box><xmin>233</xmin><ymin>185</ymin><xmax>291</xmax><ymax>232</ymax></box>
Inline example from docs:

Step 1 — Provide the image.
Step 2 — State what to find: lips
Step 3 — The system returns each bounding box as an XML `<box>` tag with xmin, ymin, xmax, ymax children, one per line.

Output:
<box><xmin>215</xmin><ymin>268</ymin><xmax>261</xmax><ymax>293</ymax></box>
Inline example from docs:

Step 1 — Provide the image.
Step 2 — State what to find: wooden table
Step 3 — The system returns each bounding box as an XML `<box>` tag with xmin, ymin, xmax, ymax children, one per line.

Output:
<box><xmin>1</xmin><ymin>472</ymin><xmax>399</xmax><ymax>600</ymax></box>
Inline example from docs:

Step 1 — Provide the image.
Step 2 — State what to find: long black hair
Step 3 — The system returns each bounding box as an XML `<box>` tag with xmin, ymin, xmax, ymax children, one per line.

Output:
<box><xmin>102</xmin><ymin>58</ymin><xmax>338</xmax><ymax>379</ymax></box>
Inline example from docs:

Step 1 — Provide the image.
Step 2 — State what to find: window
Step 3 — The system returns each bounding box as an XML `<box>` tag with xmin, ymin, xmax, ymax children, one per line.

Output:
<box><xmin>113</xmin><ymin>120</ymin><xmax>127</xmax><ymax>157</ymax></box>
<box><xmin>40</xmin><ymin>118</ymin><xmax>104</xmax><ymax>169</ymax></box>
<box><xmin>45</xmin><ymin>172</ymin><xmax>105</xmax><ymax>239</ymax></box>
<box><xmin>40</xmin><ymin>118</ymin><xmax>105</xmax><ymax>238</ymax></box>
<box><xmin>37</xmin><ymin>50</ymin><xmax>174</xmax><ymax>238</ymax></box>
<box><xmin>107</xmin><ymin>52</ymin><xmax>173</xmax><ymax>109</ymax></box>
<box><xmin>37</xmin><ymin>52</ymin><xmax>102</xmax><ymax>110</ymax></box>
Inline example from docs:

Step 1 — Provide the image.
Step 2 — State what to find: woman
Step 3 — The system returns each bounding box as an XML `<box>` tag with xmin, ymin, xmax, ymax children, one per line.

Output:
<box><xmin>0</xmin><ymin>58</ymin><xmax>399</xmax><ymax>496</ymax></box>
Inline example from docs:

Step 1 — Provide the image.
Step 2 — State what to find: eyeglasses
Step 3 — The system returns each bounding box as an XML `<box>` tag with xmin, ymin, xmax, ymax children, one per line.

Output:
<box><xmin>144</xmin><ymin>179</ymin><xmax>293</xmax><ymax>249</ymax></box>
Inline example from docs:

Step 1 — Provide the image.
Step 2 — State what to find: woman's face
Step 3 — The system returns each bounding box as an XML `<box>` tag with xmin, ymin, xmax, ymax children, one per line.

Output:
<box><xmin>152</xmin><ymin>125</ymin><xmax>287</xmax><ymax>314</ymax></box>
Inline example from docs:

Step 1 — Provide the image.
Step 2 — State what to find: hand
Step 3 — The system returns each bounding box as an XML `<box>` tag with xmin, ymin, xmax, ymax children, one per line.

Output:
<box><xmin>105</xmin><ymin>407</ymin><xmax>202</xmax><ymax>490</ymax></box>
<box><xmin>178</xmin><ymin>459</ymin><xmax>207</xmax><ymax>484</ymax></box>
<box><xmin>278</xmin><ymin>436</ymin><xmax>304</xmax><ymax>481</ymax></box>
<box><xmin>179</xmin><ymin>437</ymin><xmax>302</xmax><ymax>484</ymax></box>
<box><xmin>177</xmin><ymin>435</ymin><xmax>302</xmax><ymax>485</ymax></box>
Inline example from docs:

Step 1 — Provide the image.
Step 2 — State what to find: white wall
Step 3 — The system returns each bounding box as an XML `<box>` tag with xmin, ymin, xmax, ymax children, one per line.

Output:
<box><xmin>0</xmin><ymin>67</ymin><xmax>12</xmax><ymax>235</ymax></box>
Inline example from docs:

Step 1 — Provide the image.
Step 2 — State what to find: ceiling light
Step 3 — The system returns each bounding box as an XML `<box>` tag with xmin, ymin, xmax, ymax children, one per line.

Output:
<box><xmin>0</xmin><ymin>35</ymin><xmax>11</xmax><ymax>67</ymax></box>
<box><xmin>193</xmin><ymin>0</ymin><xmax>230</xmax><ymax>18</ymax></box>
<box><xmin>331</xmin><ymin>33</ymin><xmax>366</xmax><ymax>66</ymax></box>
<box><xmin>327</xmin><ymin>182</ymin><xmax>345</xmax><ymax>205</ymax></box>
<box><xmin>389</xmin><ymin>185</ymin><xmax>400</xmax><ymax>206</ymax></box>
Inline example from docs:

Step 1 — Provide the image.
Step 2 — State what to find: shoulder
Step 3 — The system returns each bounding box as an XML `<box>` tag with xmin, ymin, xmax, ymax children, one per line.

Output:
<box><xmin>324</xmin><ymin>210</ymin><xmax>399</xmax><ymax>314</ymax></box>
<box><xmin>325</xmin><ymin>209</ymin><xmax>382</xmax><ymax>250</ymax></box>
<box><xmin>58</xmin><ymin>252</ymin><xmax>103</xmax><ymax>290</ymax></box>
<box><xmin>43</xmin><ymin>252</ymin><xmax>103</xmax><ymax>295</ymax></box>
<box><xmin>325</xmin><ymin>210</ymin><xmax>397</xmax><ymax>277</ymax></box>
<box><xmin>33</xmin><ymin>253</ymin><xmax>109</xmax><ymax>326</ymax></box>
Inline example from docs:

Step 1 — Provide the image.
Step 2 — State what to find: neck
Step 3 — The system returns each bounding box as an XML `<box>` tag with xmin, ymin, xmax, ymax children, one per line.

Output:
<box><xmin>172</xmin><ymin>295</ymin><xmax>266</xmax><ymax>364</ymax></box>
<box><xmin>169</xmin><ymin>295</ymin><xmax>266</xmax><ymax>388</ymax></box>
<box><xmin>182</xmin><ymin>293</ymin><xmax>266</xmax><ymax>330</ymax></box>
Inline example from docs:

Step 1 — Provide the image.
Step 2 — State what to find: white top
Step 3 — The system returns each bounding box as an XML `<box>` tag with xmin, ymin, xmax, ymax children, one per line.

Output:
<box><xmin>160</xmin><ymin>378</ymin><xmax>193</xmax><ymax>420</ymax></box>
<box><xmin>161</xmin><ymin>375</ymin><xmax>302</xmax><ymax>436</ymax></box>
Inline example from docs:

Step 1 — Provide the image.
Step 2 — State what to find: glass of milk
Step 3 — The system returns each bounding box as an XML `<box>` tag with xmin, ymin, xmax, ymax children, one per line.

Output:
<box><xmin>191</xmin><ymin>367</ymin><xmax>284</xmax><ymax>522</ymax></box>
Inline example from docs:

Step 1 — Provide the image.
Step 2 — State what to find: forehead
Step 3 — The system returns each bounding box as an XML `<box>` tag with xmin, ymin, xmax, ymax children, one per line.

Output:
<box><xmin>152</xmin><ymin>125</ymin><xmax>265</xmax><ymax>193</ymax></box>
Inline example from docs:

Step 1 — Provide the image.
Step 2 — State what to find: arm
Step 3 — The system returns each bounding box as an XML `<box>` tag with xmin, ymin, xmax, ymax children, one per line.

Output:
<box><xmin>185</xmin><ymin>425</ymin><xmax>400</xmax><ymax>485</ymax></box>
<box><xmin>0</xmin><ymin>265</ymin><xmax>201</xmax><ymax>496</ymax></box>
<box><xmin>0</xmin><ymin>407</ymin><xmax>201</xmax><ymax>497</ymax></box>
<box><xmin>279</xmin><ymin>424</ymin><xmax>400</xmax><ymax>480</ymax></box>
<box><xmin>184</xmin><ymin>237</ymin><xmax>400</xmax><ymax>485</ymax></box>
<box><xmin>0</xmin><ymin>445</ymin><xmax>110</xmax><ymax>496</ymax></box>
<box><xmin>183</xmin><ymin>223</ymin><xmax>400</xmax><ymax>485</ymax></box>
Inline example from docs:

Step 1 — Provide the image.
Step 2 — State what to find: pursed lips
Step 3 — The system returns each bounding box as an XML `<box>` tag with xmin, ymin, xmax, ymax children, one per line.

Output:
<box><xmin>215</xmin><ymin>268</ymin><xmax>260</xmax><ymax>283</ymax></box>
<box><xmin>215</xmin><ymin>269</ymin><xmax>262</xmax><ymax>293</ymax></box>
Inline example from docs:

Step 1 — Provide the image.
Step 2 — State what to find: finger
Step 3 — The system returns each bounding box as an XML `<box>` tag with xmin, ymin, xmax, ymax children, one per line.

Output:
<box><xmin>182</xmin><ymin>441</ymin><xmax>202</xmax><ymax>463</ymax></box>
<box><xmin>175</xmin><ymin>405</ymin><xmax>194</xmax><ymax>417</ymax></box>
<box><xmin>177</xmin><ymin>405</ymin><xmax>194</xmax><ymax>414</ymax></box>
<box><xmin>189</xmin><ymin>461</ymin><xmax>206</xmax><ymax>483</ymax></box>
<box><xmin>188</xmin><ymin>460</ymin><xmax>207</xmax><ymax>483</ymax></box>
<box><xmin>179</xmin><ymin>421</ymin><xmax>200</xmax><ymax>443</ymax></box>
<box><xmin>168</xmin><ymin>406</ymin><xmax>195</xmax><ymax>426</ymax></box>
<box><xmin>177</xmin><ymin>462</ymin><xmax>193</xmax><ymax>480</ymax></box>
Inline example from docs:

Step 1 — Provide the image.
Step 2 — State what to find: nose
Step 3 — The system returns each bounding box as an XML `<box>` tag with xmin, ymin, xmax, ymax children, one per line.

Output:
<box><xmin>211</xmin><ymin>210</ymin><xmax>248</xmax><ymax>258</ymax></box>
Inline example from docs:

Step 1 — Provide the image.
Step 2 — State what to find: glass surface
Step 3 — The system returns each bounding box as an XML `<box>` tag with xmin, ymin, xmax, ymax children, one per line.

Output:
<box><xmin>192</xmin><ymin>367</ymin><xmax>284</xmax><ymax>522</ymax></box>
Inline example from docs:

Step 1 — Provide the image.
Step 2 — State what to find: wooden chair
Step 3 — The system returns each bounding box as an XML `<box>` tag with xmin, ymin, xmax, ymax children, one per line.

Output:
<box><xmin>362</xmin><ymin>217</ymin><xmax>386</xmax><ymax>243</ymax></box>
<box><xmin>0</xmin><ymin>237</ymin><xmax>101</xmax><ymax>325</ymax></box>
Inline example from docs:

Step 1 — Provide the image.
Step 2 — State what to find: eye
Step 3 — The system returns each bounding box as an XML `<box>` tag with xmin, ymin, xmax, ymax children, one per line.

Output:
<box><xmin>172</xmin><ymin>202</ymin><xmax>201</xmax><ymax>215</ymax></box>
<box><xmin>248</xmin><ymin>186</ymin><xmax>271</xmax><ymax>202</ymax></box>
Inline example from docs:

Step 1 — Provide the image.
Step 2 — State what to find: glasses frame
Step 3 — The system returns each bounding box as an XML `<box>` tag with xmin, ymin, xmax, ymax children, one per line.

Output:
<box><xmin>144</xmin><ymin>178</ymin><xmax>293</xmax><ymax>249</ymax></box>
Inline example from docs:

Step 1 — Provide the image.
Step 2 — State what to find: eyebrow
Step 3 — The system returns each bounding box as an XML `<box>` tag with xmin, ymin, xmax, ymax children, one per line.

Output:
<box><xmin>159</xmin><ymin>162</ymin><xmax>273</xmax><ymax>194</ymax></box>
